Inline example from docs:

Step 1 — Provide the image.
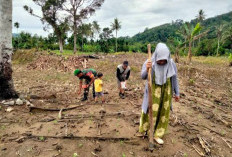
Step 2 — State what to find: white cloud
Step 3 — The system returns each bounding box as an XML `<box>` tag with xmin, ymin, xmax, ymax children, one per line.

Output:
<box><xmin>13</xmin><ymin>0</ymin><xmax>232</xmax><ymax>37</ymax></box>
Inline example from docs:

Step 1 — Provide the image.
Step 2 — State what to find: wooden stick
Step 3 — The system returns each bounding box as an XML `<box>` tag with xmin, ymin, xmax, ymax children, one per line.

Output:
<box><xmin>84</xmin><ymin>59</ymin><xmax>87</xmax><ymax>68</ymax></box>
<box><xmin>192</xmin><ymin>144</ymin><xmax>205</xmax><ymax>156</ymax></box>
<box><xmin>24</xmin><ymin>134</ymin><xmax>133</xmax><ymax>141</ymax></box>
<box><xmin>198</xmin><ymin>136</ymin><xmax>211</xmax><ymax>154</ymax></box>
<box><xmin>29</xmin><ymin>105</ymin><xmax>85</xmax><ymax>112</ymax></box>
<box><xmin>63</xmin><ymin>111</ymin><xmax>140</xmax><ymax>119</ymax></box>
<box><xmin>147</xmin><ymin>44</ymin><xmax>154</xmax><ymax>149</ymax></box>
<box><xmin>214</xmin><ymin>113</ymin><xmax>230</xmax><ymax>127</ymax></box>
<box><xmin>58</xmin><ymin>108</ymin><xmax>63</xmax><ymax>120</ymax></box>
<box><xmin>65</xmin><ymin>123</ymin><xmax>68</xmax><ymax>136</ymax></box>
<box><xmin>91</xmin><ymin>152</ymin><xmax>99</xmax><ymax>157</ymax></box>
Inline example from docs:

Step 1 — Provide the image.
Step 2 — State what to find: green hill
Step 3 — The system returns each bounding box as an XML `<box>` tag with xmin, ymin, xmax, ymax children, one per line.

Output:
<box><xmin>131</xmin><ymin>11</ymin><xmax>232</xmax><ymax>43</ymax></box>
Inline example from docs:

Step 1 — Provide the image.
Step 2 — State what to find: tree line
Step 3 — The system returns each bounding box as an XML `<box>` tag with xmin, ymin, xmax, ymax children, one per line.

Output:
<box><xmin>13</xmin><ymin>6</ymin><xmax>232</xmax><ymax>62</ymax></box>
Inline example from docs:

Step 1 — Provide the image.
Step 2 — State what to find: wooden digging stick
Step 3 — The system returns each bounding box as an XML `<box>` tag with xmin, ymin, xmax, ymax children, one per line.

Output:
<box><xmin>147</xmin><ymin>44</ymin><xmax>155</xmax><ymax>150</ymax></box>
<box><xmin>84</xmin><ymin>58</ymin><xmax>87</xmax><ymax>68</ymax></box>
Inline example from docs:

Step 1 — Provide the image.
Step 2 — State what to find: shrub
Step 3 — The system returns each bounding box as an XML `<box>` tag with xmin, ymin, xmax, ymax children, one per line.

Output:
<box><xmin>228</xmin><ymin>53</ymin><xmax>232</xmax><ymax>66</ymax></box>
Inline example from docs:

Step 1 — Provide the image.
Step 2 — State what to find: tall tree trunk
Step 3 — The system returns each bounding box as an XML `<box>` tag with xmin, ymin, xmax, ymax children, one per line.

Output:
<box><xmin>82</xmin><ymin>37</ymin><xmax>84</xmax><ymax>52</ymax></box>
<box><xmin>216</xmin><ymin>37</ymin><xmax>220</xmax><ymax>56</ymax></box>
<box><xmin>16</xmin><ymin>28</ymin><xmax>18</xmax><ymax>49</ymax></box>
<box><xmin>73</xmin><ymin>16</ymin><xmax>77</xmax><ymax>54</ymax></box>
<box><xmin>0</xmin><ymin>0</ymin><xmax>18</xmax><ymax>99</ymax></box>
<box><xmin>175</xmin><ymin>48</ymin><xmax>180</xmax><ymax>63</ymax></box>
<box><xmin>115</xmin><ymin>30</ymin><xmax>117</xmax><ymax>52</ymax></box>
<box><xmin>198</xmin><ymin>31</ymin><xmax>201</xmax><ymax>43</ymax></box>
<box><xmin>58</xmin><ymin>37</ymin><xmax>63</xmax><ymax>53</ymax></box>
<box><xmin>73</xmin><ymin>26</ymin><xmax>77</xmax><ymax>54</ymax></box>
<box><xmin>187</xmin><ymin>41</ymin><xmax>192</xmax><ymax>63</ymax></box>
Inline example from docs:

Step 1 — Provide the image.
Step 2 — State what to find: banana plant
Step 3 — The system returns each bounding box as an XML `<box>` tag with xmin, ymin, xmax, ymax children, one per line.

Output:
<box><xmin>169</xmin><ymin>37</ymin><xmax>185</xmax><ymax>63</ymax></box>
<box><xmin>180</xmin><ymin>23</ymin><xmax>208</xmax><ymax>63</ymax></box>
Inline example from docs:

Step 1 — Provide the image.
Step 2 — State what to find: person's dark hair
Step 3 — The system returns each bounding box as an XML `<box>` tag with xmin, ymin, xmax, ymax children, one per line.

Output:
<box><xmin>97</xmin><ymin>72</ymin><xmax>103</xmax><ymax>78</ymax></box>
<box><xmin>123</xmin><ymin>61</ymin><xmax>129</xmax><ymax>66</ymax></box>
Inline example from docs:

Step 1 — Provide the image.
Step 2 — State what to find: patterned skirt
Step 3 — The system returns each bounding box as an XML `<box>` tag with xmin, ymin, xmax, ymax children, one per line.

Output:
<box><xmin>139</xmin><ymin>78</ymin><xmax>172</xmax><ymax>138</ymax></box>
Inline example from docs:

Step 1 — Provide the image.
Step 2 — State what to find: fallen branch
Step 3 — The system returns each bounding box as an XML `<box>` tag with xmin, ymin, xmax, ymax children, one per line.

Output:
<box><xmin>201</xmin><ymin>125</ymin><xmax>223</xmax><ymax>137</ymax></box>
<box><xmin>29</xmin><ymin>105</ymin><xmax>85</xmax><ymax>112</ymax></box>
<box><xmin>0</xmin><ymin>121</ymin><xmax>18</xmax><ymax>123</ymax></box>
<box><xmin>40</xmin><ymin>118</ymin><xmax>56</xmax><ymax>122</ymax></box>
<box><xmin>214</xmin><ymin>113</ymin><xmax>230</xmax><ymax>127</ymax></box>
<box><xmin>96</xmin><ymin>120</ymin><xmax>101</xmax><ymax>136</ymax></box>
<box><xmin>25</xmin><ymin>134</ymin><xmax>133</xmax><ymax>141</ymax></box>
<box><xmin>128</xmin><ymin>101</ymin><xmax>136</xmax><ymax>106</ymax></box>
<box><xmin>63</xmin><ymin>112</ymin><xmax>140</xmax><ymax>120</ymax></box>
<box><xmin>65</xmin><ymin>123</ymin><xmax>68</xmax><ymax>136</ymax></box>
<box><xmin>198</xmin><ymin>136</ymin><xmax>211</xmax><ymax>155</ymax></box>
<box><xmin>192</xmin><ymin>144</ymin><xmax>205</xmax><ymax>156</ymax></box>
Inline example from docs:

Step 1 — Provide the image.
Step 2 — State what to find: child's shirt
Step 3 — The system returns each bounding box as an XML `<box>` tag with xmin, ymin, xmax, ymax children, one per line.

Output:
<box><xmin>94</xmin><ymin>79</ymin><xmax>103</xmax><ymax>92</ymax></box>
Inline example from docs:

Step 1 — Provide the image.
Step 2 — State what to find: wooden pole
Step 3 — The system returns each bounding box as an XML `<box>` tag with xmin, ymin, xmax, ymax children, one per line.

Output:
<box><xmin>84</xmin><ymin>59</ymin><xmax>87</xmax><ymax>68</ymax></box>
<box><xmin>147</xmin><ymin>44</ymin><xmax>154</xmax><ymax>150</ymax></box>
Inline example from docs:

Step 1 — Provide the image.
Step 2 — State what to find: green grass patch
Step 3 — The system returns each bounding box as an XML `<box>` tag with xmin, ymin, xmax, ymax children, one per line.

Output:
<box><xmin>52</xmin><ymin>120</ymin><xmax>58</xmax><ymax>124</ymax></box>
<box><xmin>192</xmin><ymin>56</ymin><xmax>228</xmax><ymax>66</ymax></box>
<box><xmin>52</xmin><ymin>50</ymin><xmax>95</xmax><ymax>56</ymax></box>
<box><xmin>39</xmin><ymin>136</ymin><xmax>45</xmax><ymax>141</ymax></box>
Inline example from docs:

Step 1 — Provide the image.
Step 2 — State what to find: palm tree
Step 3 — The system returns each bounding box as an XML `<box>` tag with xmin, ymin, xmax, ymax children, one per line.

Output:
<box><xmin>14</xmin><ymin>22</ymin><xmax>20</xmax><ymax>49</ymax></box>
<box><xmin>111</xmin><ymin>18</ymin><xmax>121</xmax><ymax>52</ymax></box>
<box><xmin>14</xmin><ymin>22</ymin><xmax>20</xmax><ymax>33</ymax></box>
<box><xmin>216</xmin><ymin>25</ymin><xmax>224</xmax><ymax>56</ymax></box>
<box><xmin>0</xmin><ymin>0</ymin><xmax>18</xmax><ymax>99</ymax></box>
<box><xmin>196</xmin><ymin>9</ymin><xmax>206</xmax><ymax>43</ymax></box>
<box><xmin>92</xmin><ymin>21</ymin><xmax>101</xmax><ymax>40</ymax></box>
<box><xmin>196</xmin><ymin>9</ymin><xmax>206</xmax><ymax>23</ymax></box>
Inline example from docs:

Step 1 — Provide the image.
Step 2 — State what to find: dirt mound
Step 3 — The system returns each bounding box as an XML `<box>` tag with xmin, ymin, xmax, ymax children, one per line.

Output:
<box><xmin>27</xmin><ymin>55</ymin><xmax>87</xmax><ymax>72</ymax></box>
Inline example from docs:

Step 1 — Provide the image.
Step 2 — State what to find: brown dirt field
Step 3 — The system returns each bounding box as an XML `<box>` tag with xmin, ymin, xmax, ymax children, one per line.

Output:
<box><xmin>0</xmin><ymin>52</ymin><xmax>232</xmax><ymax>157</ymax></box>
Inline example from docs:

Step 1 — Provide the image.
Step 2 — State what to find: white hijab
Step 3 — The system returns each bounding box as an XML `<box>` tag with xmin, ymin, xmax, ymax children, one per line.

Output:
<box><xmin>152</xmin><ymin>43</ymin><xmax>176</xmax><ymax>85</ymax></box>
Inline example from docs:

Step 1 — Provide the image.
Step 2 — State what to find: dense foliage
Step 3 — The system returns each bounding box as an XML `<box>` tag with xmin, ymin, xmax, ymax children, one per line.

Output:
<box><xmin>13</xmin><ymin>11</ymin><xmax>232</xmax><ymax>56</ymax></box>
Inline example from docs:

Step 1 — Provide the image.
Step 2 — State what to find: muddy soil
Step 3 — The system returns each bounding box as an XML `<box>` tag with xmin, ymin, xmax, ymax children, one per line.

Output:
<box><xmin>0</xmin><ymin>52</ymin><xmax>232</xmax><ymax>157</ymax></box>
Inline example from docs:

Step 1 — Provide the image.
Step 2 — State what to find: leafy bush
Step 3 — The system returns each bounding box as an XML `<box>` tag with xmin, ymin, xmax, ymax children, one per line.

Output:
<box><xmin>83</xmin><ymin>44</ymin><xmax>101</xmax><ymax>52</ymax></box>
<box><xmin>228</xmin><ymin>53</ymin><xmax>232</xmax><ymax>66</ymax></box>
<box><xmin>195</xmin><ymin>39</ymin><xmax>217</xmax><ymax>56</ymax></box>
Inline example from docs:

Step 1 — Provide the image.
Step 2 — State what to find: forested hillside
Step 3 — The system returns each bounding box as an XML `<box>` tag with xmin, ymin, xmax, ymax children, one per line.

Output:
<box><xmin>131</xmin><ymin>11</ymin><xmax>232</xmax><ymax>43</ymax></box>
<box><xmin>12</xmin><ymin>11</ymin><xmax>232</xmax><ymax>56</ymax></box>
<box><xmin>129</xmin><ymin>11</ymin><xmax>232</xmax><ymax>56</ymax></box>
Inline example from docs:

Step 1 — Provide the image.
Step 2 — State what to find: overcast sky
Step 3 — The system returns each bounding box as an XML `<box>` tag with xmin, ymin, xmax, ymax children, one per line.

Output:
<box><xmin>13</xmin><ymin>0</ymin><xmax>232</xmax><ymax>37</ymax></box>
